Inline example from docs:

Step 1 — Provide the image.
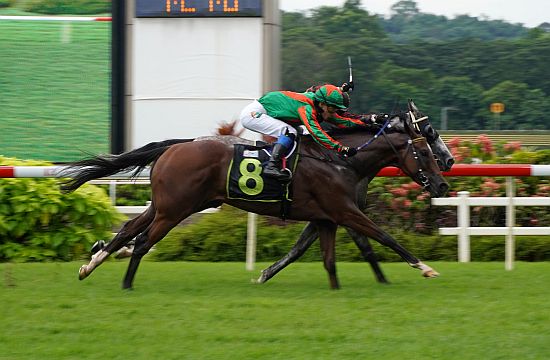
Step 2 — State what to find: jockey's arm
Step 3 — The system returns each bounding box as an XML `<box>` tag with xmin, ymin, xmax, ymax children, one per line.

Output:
<box><xmin>328</xmin><ymin>111</ymin><xmax>368</xmax><ymax>128</ymax></box>
<box><xmin>298</xmin><ymin>106</ymin><xmax>346</xmax><ymax>152</ymax></box>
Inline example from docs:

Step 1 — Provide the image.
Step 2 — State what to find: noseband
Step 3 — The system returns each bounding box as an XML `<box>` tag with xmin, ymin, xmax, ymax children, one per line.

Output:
<box><xmin>358</xmin><ymin>116</ymin><xmax>431</xmax><ymax>190</ymax></box>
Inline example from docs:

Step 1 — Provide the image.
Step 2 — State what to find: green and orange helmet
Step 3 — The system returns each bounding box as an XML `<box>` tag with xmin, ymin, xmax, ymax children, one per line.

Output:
<box><xmin>313</xmin><ymin>84</ymin><xmax>349</xmax><ymax>109</ymax></box>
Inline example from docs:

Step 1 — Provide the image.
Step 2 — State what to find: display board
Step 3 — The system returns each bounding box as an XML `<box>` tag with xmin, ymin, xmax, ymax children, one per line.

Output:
<box><xmin>135</xmin><ymin>0</ymin><xmax>262</xmax><ymax>17</ymax></box>
<box><xmin>128</xmin><ymin>0</ymin><xmax>278</xmax><ymax>149</ymax></box>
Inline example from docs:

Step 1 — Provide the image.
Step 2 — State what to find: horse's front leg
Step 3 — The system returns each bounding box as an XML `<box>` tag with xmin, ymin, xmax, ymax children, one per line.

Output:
<box><xmin>317</xmin><ymin>221</ymin><xmax>339</xmax><ymax>289</ymax></box>
<box><xmin>345</xmin><ymin>228</ymin><xmax>389</xmax><ymax>284</ymax></box>
<box><xmin>341</xmin><ymin>211</ymin><xmax>439</xmax><ymax>278</ymax></box>
<box><xmin>257</xmin><ymin>222</ymin><xmax>319</xmax><ymax>283</ymax></box>
<box><xmin>353</xmin><ymin>177</ymin><xmax>389</xmax><ymax>283</ymax></box>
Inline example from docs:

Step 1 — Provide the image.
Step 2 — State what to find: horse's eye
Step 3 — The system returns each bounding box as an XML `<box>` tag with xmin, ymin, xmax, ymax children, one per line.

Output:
<box><xmin>420</xmin><ymin>149</ymin><xmax>430</xmax><ymax>157</ymax></box>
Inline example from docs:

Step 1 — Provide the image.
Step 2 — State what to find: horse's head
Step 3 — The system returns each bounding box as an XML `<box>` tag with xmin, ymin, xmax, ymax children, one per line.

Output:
<box><xmin>407</xmin><ymin>99</ymin><xmax>455</xmax><ymax>172</ymax></box>
<box><xmin>389</xmin><ymin>112</ymin><xmax>450</xmax><ymax>198</ymax></box>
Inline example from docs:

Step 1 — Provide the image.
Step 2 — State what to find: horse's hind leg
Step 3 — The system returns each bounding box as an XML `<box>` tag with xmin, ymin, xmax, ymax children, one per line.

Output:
<box><xmin>318</xmin><ymin>221</ymin><xmax>339</xmax><ymax>289</ymax></box>
<box><xmin>78</xmin><ymin>206</ymin><xmax>155</xmax><ymax>280</ymax></box>
<box><xmin>345</xmin><ymin>228</ymin><xmax>389</xmax><ymax>284</ymax></box>
<box><xmin>122</xmin><ymin>213</ymin><xmax>184</xmax><ymax>289</ymax></box>
<box><xmin>257</xmin><ymin>222</ymin><xmax>319</xmax><ymax>283</ymax></box>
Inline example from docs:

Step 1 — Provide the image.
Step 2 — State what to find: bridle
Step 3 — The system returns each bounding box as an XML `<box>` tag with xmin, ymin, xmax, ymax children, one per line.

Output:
<box><xmin>409</xmin><ymin>110</ymin><xmax>439</xmax><ymax>143</ymax></box>
<box><xmin>358</xmin><ymin>113</ymin><xmax>431</xmax><ymax>190</ymax></box>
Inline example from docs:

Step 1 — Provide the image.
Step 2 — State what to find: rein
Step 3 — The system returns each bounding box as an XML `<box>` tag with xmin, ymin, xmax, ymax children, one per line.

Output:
<box><xmin>356</xmin><ymin>117</ymin><xmax>392</xmax><ymax>151</ymax></box>
<box><xmin>299</xmin><ymin>115</ymin><xmax>433</xmax><ymax>190</ymax></box>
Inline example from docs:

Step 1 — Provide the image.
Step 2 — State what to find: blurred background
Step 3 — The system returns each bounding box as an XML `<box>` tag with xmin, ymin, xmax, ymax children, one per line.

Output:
<box><xmin>1</xmin><ymin>0</ymin><xmax>549</xmax><ymax>162</ymax></box>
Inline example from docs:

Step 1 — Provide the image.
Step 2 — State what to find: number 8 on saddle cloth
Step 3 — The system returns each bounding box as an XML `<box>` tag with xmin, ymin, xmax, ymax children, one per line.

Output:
<box><xmin>226</xmin><ymin>142</ymin><xmax>299</xmax><ymax>202</ymax></box>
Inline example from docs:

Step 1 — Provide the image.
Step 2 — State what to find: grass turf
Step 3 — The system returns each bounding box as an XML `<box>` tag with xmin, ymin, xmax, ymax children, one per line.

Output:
<box><xmin>1</xmin><ymin>261</ymin><xmax>550</xmax><ymax>359</ymax></box>
<box><xmin>0</xmin><ymin>20</ymin><xmax>110</xmax><ymax>162</ymax></box>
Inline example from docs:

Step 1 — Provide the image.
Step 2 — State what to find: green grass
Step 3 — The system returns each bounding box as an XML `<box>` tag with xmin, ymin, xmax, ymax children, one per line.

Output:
<box><xmin>0</xmin><ymin>20</ymin><xmax>110</xmax><ymax>162</ymax></box>
<box><xmin>1</xmin><ymin>261</ymin><xmax>550</xmax><ymax>359</ymax></box>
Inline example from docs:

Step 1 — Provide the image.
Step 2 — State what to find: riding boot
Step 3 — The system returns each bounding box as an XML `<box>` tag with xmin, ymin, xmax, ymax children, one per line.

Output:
<box><xmin>263</xmin><ymin>143</ymin><xmax>291</xmax><ymax>181</ymax></box>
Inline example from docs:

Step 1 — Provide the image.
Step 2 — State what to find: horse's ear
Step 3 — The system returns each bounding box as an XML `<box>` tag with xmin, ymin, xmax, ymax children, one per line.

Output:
<box><xmin>408</xmin><ymin>99</ymin><xmax>418</xmax><ymax>112</ymax></box>
<box><xmin>403</xmin><ymin>111</ymin><xmax>417</xmax><ymax>136</ymax></box>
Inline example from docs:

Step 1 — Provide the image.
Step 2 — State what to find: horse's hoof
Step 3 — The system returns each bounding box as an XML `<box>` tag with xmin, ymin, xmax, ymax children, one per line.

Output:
<box><xmin>78</xmin><ymin>265</ymin><xmax>89</xmax><ymax>280</ymax></box>
<box><xmin>422</xmin><ymin>269</ymin><xmax>440</xmax><ymax>278</ymax></box>
<box><xmin>255</xmin><ymin>271</ymin><xmax>267</xmax><ymax>284</ymax></box>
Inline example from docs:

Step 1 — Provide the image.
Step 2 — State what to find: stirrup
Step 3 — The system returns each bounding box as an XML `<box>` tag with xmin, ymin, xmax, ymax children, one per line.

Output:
<box><xmin>263</xmin><ymin>166</ymin><xmax>292</xmax><ymax>181</ymax></box>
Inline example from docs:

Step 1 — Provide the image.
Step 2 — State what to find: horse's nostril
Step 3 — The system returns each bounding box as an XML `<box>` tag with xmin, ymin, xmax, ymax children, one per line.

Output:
<box><xmin>439</xmin><ymin>182</ymin><xmax>450</xmax><ymax>195</ymax></box>
<box><xmin>447</xmin><ymin>158</ymin><xmax>455</xmax><ymax>168</ymax></box>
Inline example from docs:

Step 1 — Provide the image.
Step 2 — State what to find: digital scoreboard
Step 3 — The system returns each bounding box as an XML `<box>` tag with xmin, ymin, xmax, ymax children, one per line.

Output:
<box><xmin>126</xmin><ymin>0</ymin><xmax>279</xmax><ymax>149</ymax></box>
<box><xmin>136</xmin><ymin>0</ymin><xmax>262</xmax><ymax>17</ymax></box>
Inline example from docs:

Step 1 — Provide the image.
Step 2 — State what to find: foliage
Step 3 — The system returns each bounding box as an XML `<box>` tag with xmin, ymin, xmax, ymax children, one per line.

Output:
<box><xmin>281</xmin><ymin>1</ymin><xmax>550</xmax><ymax>130</ymax></box>
<box><xmin>367</xmin><ymin>138</ymin><xmax>549</xmax><ymax>231</ymax></box>
<box><xmin>151</xmin><ymin>204</ymin><xmax>550</xmax><ymax>263</ymax></box>
<box><xmin>22</xmin><ymin>0</ymin><xmax>110</xmax><ymax>14</ymax></box>
<box><xmin>0</xmin><ymin>156</ymin><xmax>125</xmax><ymax>262</ymax></box>
<box><xmin>153</xmin><ymin>206</ymin><xmax>322</xmax><ymax>262</ymax></box>
<box><xmin>0</xmin><ymin>0</ymin><xmax>14</xmax><ymax>8</ymax></box>
<box><xmin>384</xmin><ymin>3</ymin><xmax>528</xmax><ymax>43</ymax></box>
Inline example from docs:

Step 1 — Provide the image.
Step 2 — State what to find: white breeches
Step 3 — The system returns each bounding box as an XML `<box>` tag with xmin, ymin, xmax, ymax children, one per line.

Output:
<box><xmin>240</xmin><ymin>100</ymin><xmax>298</xmax><ymax>138</ymax></box>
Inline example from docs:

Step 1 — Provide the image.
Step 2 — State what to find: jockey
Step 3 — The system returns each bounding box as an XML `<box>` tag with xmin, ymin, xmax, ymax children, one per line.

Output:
<box><xmin>240</xmin><ymin>84</ymin><xmax>366</xmax><ymax>181</ymax></box>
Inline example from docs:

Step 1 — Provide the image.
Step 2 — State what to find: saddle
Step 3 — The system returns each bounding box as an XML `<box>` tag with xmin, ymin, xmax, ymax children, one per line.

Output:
<box><xmin>226</xmin><ymin>140</ymin><xmax>300</xmax><ymax>208</ymax></box>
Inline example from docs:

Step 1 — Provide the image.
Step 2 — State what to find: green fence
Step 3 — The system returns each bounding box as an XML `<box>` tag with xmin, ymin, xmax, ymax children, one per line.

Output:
<box><xmin>0</xmin><ymin>19</ymin><xmax>110</xmax><ymax>162</ymax></box>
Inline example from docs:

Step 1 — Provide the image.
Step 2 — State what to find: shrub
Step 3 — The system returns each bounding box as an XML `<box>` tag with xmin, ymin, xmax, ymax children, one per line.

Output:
<box><xmin>0</xmin><ymin>156</ymin><xmax>125</xmax><ymax>262</ymax></box>
<box><xmin>151</xmin><ymin>206</ymin><xmax>550</xmax><ymax>262</ymax></box>
<box><xmin>0</xmin><ymin>0</ymin><xmax>14</xmax><ymax>9</ymax></box>
<box><xmin>23</xmin><ymin>0</ymin><xmax>110</xmax><ymax>15</ymax></box>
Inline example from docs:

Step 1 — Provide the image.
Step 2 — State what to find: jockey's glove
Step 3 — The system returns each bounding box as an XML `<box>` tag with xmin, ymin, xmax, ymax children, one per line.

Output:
<box><xmin>340</xmin><ymin>146</ymin><xmax>358</xmax><ymax>158</ymax></box>
<box><xmin>360</xmin><ymin>114</ymin><xmax>377</xmax><ymax>124</ymax></box>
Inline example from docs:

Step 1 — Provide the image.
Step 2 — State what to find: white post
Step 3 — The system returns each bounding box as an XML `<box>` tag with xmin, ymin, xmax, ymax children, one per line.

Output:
<box><xmin>457</xmin><ymin>191</ymin><xmax>470</xmax><ymax>262</ymax></box>
<box><xmin>246</xmin><ymin>212</ymin><xmax>257</xmax><ymax>271</ymax></box>
<box><xmin>505</xmin><ymin>177</ymin><xmax>515</xmax><ymax>270</ymax></box>
<box><xmin>109</xmin><ymin>181</ymin><xmax>117</xmax><ymax>205</ymax></box>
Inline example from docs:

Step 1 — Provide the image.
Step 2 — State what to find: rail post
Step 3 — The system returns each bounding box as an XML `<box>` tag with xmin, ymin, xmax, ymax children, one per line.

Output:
<box><xmin>505</xmin><ymin>177</ymin><xmax>515</xmax><ymax>270</ymax></box>
<box><xmin>457</xmin><ymin>191</ymin><xmax>471</xmax><ymax>262</ymax></box>
<box><xmin>246</xmin><ymin>213</ymin><xmax>257</xmax><ymax>271</ymax></box>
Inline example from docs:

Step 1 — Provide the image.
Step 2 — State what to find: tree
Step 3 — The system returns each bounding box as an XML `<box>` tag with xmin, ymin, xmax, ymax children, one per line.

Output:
<box><xmin>480</xmin><ymin>81</ymin><xmax>549</xmax><ymax>130</ymax></box>
<box><xmin>390</xmin><ymin>0</ymin><xmax>420</xmax><ymax>19</ymax></box>
<box><xmin>433</xmin><ymin>76</ymin><xmax>484</xmax><ymax>129</ymax></box>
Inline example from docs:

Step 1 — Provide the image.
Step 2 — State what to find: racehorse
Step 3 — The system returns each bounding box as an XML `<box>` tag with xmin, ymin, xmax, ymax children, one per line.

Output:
<box><xmin>61</xmin><ymin>110</ymin><xmax>449</xmax><ymax>290</ymax></box>
<box><xmin>258</xmin><ymin>100</ymin><xmax>454</xmax><ymax>287</ymax></box>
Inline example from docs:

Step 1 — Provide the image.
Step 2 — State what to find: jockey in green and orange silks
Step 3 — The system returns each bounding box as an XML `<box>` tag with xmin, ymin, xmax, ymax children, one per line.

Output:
<box><xmin>239</xmin><ymin>84</ymin><xmax>365</xmax><ymax>181</ymax></box>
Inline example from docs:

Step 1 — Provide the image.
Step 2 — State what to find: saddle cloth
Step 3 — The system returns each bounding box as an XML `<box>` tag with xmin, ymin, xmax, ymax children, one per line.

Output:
<box><xmin>226</xmin><ymin>142</ymin><xmax>299</xmax><ymax>202</ymax></box>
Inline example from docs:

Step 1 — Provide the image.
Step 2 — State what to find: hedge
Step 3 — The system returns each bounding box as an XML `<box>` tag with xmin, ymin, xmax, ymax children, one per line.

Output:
<box><xmin>0</xmin><ymin>0</ymin><xmax>14</xmax><ymax>9</ymax></box>
<box><xmin>151</xmin><ymin>205</ymin><xmax>550</xmax><ymax>262</ymax></box>
<box><xmin>0</xmin><ymin>156</ymin><xmax>125</xmax><ymax>262</ymax></box>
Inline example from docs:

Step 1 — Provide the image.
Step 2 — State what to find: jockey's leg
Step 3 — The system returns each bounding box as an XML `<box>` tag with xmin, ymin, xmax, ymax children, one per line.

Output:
<box><xmin>240</xmin><ymin>100</ymin><xmax>297</xmax><ymax>180</ymax></box>
<box><xmin>262</xmin><ymin>132</ymin><xmax>295</xmax><ymax>181</ymax></box>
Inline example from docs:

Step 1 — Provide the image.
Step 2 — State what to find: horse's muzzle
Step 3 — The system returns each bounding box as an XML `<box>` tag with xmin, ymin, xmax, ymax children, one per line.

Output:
<box><xmin>436</xmin><ymin>157</ymin><xmax>455</xmax><ymax>172</ymax></box>
<box><xmin>437</xmin><ymin>182</ymin><xmax>450</xmax><ymax>197</ymax></box>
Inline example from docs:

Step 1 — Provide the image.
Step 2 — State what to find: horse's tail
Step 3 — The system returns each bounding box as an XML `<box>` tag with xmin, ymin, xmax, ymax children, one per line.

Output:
<box><xmin>60</xmin><ymin>138</ymin><xmax>193</xmax><ymax>193</ymax></box>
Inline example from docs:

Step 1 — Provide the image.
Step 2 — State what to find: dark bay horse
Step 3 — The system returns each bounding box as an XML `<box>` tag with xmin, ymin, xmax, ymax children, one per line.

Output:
<box><xmin>258</xmin><ymin>100</ymin><xmax>454</xmax><ymax>286</ymax></box>
<box><xmin>62</xmin><ymin>112</ymin><xmax>449</xmax><ymax>289</ymax></box>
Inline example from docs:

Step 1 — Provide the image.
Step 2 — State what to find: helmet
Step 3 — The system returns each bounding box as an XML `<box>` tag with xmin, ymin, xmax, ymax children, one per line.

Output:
<box><xmin>313</xmin><ymin>84</ymin><xmax>349</xmax><ymax>109</ymax></box>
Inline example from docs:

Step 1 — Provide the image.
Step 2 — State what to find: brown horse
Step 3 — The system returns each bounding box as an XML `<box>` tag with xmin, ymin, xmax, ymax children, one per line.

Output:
<box><xmin>258</xmin><ymin>100</ymin><xmax>454</xmax><ymax>286</ymax></box>
<box><xmin>62</xmin><ymin>111</ymin><xmax>449</xmax><ymax>289</ymax></box>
